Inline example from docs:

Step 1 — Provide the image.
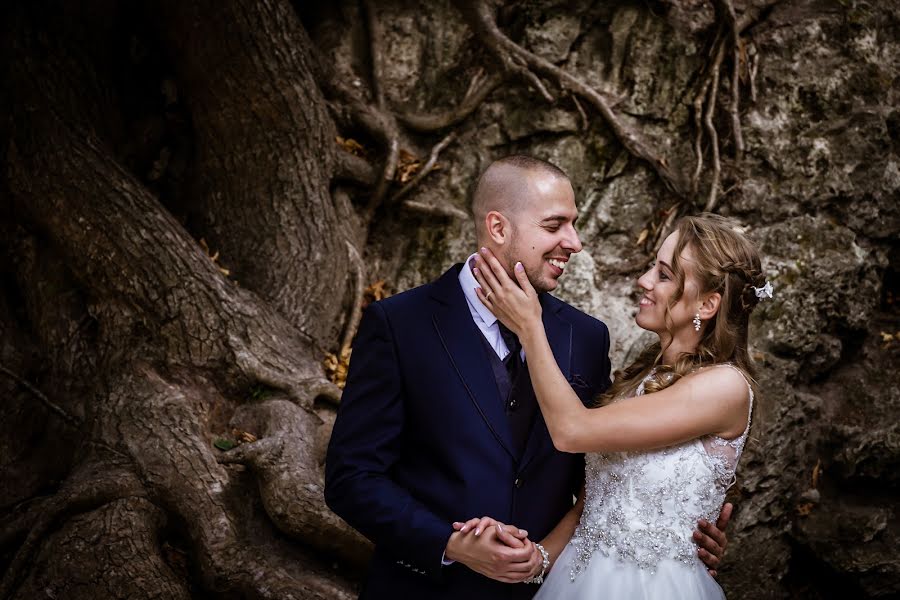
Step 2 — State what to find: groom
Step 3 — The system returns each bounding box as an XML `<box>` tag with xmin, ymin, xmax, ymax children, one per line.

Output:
<box><xmin>325</xmin><ymin>156</ymin><xmax>729</xmax><ymax>599</ymax></box>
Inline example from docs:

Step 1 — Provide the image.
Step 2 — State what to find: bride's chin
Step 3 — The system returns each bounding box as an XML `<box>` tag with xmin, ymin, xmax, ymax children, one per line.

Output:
<box><xmin>634</xmin><ymin>313</ymin><xmax>652</xmax><ymax>331</ymax></box>
<box><xmin>634</xmin><ymin>317</ymin><xmax>665</xmax><ymax>338</ymax></box>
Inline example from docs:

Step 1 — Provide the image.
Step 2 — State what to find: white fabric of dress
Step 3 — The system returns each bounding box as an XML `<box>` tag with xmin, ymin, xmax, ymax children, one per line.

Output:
<box><xmin>535</xmin><ymin>365</ymin><xmax>753</xmax><ymax>600</ymax></box>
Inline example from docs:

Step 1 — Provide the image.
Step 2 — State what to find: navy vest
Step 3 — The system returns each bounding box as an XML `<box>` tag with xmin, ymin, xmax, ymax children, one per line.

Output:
<box><xmin>477</xmin><ymin>332</ymin><xmax>538</xmax><ymax>458</ymax></box>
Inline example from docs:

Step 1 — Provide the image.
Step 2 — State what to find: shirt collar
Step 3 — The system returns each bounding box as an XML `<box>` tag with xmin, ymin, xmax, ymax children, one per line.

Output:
<box><xmin>458</xmin><ymin>253</ymin><xmax>498</xmax><ymax>326</ymax></box>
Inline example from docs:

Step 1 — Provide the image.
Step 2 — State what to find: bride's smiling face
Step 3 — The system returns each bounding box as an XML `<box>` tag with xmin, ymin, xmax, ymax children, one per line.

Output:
<box><xmin>635</xmin><ymin>232</ymin><xmax>701</xmax><ymax>338</ymax></box>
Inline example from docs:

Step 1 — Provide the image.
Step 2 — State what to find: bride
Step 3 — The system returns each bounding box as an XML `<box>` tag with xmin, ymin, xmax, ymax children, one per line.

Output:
<box><xmin>458</xmin><ymin>213</ymin><xmax>770</xmax><ymax>598</ymax></box>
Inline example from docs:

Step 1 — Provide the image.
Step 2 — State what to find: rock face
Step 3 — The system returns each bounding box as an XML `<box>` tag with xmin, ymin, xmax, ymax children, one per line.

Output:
<box><xmin>313</xmin><ymin>1</ymin><xmax>899</xmax><ymax>597</ymax></box>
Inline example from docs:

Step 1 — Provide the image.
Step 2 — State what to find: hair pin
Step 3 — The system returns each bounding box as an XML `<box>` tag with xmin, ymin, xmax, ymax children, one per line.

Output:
<box><xmin>753</xmin><ymin>281</ymin><xmax>774</xmax><ymax>300</ymax></box>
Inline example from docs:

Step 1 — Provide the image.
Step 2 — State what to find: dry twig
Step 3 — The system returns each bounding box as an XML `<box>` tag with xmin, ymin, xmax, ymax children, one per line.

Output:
<box><xmin>0</xmin><ymin>363</ymin><xmax>81</xmax><ymax>426</ymax></box>
<box><xmin>390</xmin><ymin>132</ymin><xmax>457</xmax><ymax>203</ymax></box>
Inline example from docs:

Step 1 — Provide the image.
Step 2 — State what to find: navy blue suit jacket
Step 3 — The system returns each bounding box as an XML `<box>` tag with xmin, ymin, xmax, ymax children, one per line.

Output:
<box><xmin>325</xmin><ymin>264</ymin><xmax>611</xmax><ymax>599</ymax></box>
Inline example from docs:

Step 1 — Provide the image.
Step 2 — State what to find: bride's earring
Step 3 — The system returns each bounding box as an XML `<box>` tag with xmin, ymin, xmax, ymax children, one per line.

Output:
<box><xmin>693</xmin><ymin>312</ymin><xmax>702</xmax><ymax>332</ymax></box>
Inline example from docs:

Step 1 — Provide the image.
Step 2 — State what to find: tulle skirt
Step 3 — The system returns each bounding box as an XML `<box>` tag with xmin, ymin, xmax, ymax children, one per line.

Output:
<box><xmin>534</xmin><ymin>542</ymin><xmax>726</xmax><ymax>599</ymax></box>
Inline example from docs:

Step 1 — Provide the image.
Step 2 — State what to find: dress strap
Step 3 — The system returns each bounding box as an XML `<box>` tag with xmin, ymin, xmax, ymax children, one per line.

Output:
<box><xmin>715</xmin><ymin>363</ymin><xmax>754</xmax><ymax>437</ymax></box>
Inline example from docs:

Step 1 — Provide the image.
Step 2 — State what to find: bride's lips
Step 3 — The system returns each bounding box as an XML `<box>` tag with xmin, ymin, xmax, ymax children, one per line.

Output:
<box><xmin>639</xmin><ymin>295</ymin><xmax>655</xmax><ymax>309</ymax></box>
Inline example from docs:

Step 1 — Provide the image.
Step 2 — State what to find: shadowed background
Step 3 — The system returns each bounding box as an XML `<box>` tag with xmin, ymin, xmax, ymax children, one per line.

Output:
<box><xmin>1</xmin><ymin>0</ymin><xmax>897</xmax><ymax>598</ymax></box>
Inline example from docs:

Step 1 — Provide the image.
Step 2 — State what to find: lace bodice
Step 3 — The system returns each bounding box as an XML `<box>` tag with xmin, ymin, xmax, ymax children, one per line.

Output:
<box><xmin>569</xmin><ymin>365</ymin><xmax>753</xmax><ymax>579</ymax></box>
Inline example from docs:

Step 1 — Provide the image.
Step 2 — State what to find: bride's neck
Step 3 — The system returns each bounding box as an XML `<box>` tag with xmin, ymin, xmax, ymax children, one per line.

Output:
<box><xmin>658</xmin><ymin>332</ymin><xmax>698</xmax><ymax>366</ymax></box>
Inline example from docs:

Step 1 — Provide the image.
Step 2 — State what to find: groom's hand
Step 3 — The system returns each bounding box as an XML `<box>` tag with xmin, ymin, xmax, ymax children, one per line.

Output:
<box><xmin>446</xmin><ymin>519</ymin><xmax>541</xmax><ymax>583</ymax></box>
<box><xmin>693</xmin><ymin>502</ymin><xmax>733</xmax><ymax>577</ymax></box>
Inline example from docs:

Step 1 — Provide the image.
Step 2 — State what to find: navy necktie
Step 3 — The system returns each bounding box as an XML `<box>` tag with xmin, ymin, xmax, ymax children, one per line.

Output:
<box><xmin>497</xmin><ymin>322</ymin><xmax>523</xmax><ymax>384</ymax></box>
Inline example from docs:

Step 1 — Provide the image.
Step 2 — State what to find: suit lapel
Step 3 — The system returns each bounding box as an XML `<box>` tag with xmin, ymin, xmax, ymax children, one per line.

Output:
<box><xmin>430</xmin><ymin>265</ymin><xmax>517</xmax><ymax>460</ymax></box>
<box><xmin>519</xmin><ymin>295</ymin><xmax>572</xmax><ymax>472</ymax></box>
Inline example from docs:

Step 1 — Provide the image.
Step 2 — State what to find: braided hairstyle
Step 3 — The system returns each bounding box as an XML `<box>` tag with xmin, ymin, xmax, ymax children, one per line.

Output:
<box><xmin>602</xmin><ymin>213</ymin><xmax>766</xmax><ymax>401</ymax></box>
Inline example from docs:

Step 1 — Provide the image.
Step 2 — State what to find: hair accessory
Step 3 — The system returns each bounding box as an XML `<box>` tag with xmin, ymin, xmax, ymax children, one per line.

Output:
<box><xmin>752</xmin><ymin>281</ymin><xmax>774</xmax><ymax>300</ymax></box>
<box><xmin>693</xmin><ymin>312</ymin><xmax>702</xmax><ymax>332</ymax></box>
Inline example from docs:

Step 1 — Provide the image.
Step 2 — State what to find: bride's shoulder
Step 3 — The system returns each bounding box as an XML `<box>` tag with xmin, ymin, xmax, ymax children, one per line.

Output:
<box><xmin>680</xmin><ymin>363</ymin><xmax>752</xmax><ymax>405</ymax></box>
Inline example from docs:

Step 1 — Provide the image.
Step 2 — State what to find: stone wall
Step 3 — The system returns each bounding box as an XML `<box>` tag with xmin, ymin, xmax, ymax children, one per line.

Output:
<box><xmin>312</xmin><ymin>1</ymin><xmax>899</xmax><ymax>596</ymax></box>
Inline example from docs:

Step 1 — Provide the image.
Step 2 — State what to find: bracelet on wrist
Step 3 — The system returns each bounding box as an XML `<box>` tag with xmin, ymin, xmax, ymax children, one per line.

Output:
<box><xmin>523</xmin><ymin>542</ymin><xmax>550</xmax><ymax>584</ymax></box>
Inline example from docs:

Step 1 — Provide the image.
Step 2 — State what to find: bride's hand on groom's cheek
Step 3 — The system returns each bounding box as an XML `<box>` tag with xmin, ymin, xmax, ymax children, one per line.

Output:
<box><xmin>472</xmin><ymin>249</ymin><xmax>541</xmax><ymax>335</ymax></box>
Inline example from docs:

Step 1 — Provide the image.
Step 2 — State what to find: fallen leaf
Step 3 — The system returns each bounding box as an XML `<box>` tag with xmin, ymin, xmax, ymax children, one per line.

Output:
<box><xmin>336</xmin><ymin>136</ymin><xmax>367</xmax><ymax>157</ymax></box>
<box><xmin>395</xmin><ymin>149</ymin><xmax>422</xmax><ymax>183</ymax></box>
<box><xmin>232</xmin><ymin>429</ymin><xmax>258</xmax><ymax>444</ymax></box>
<box><xmin>323</xmin><ymin>346</ymin><xmax>352</xmax><ymax>389</ymax></box>
<box><xmin>796</xmin><ymin>502</ymin><xmax>814</xmax><ymax>517</ymax></box>
<box><xmin>635</xmin><ymin>228</ymin><xmax>649</xmax><ymax>246</ymax></box>
<box><xmin>364</xmin><ymin>280</ymin><xmax>389</xmax><ymax>305</ymax></box>
<box><xmin>214</xmin><ymin>438</ymin><xmax>236</xmax><ymax>451</ymax></box>
<box><xmin>811</xmin><ymin>458</ymin><xmax>821</xmax><ymax>488</ymax></box>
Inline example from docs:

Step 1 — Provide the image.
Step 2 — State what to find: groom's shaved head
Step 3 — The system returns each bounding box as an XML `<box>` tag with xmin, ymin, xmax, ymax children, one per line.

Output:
<box><xmin>471</xmin><ymin>156</ymin><xmax>569</xmax><ymax>241</ymax></box>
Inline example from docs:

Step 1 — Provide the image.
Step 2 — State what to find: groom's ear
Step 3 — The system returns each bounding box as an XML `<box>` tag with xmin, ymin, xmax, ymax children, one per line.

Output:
<box><xmin>485</xmin><ymin>210</ymin><xmax>511</xmax><ymax>245</ymax></box>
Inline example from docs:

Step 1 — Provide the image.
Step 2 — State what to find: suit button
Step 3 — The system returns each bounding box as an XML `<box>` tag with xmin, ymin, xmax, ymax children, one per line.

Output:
<box><xmin>515</xmin><ymin>477</ymin><xmax>523</xmax><ymax>488</ymax></box>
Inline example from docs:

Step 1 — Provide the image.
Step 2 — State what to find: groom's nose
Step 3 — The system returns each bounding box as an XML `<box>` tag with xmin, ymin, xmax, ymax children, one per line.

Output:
<box><xmin>561</xmin><ymin>225</ymin><xmax>582</xmax><ymax>253</ymax></box>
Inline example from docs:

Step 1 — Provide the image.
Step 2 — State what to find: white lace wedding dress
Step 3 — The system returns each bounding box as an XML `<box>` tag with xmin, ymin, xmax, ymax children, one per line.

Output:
<box><xmin>535</xmin><ymin>365</ymin><xmax>753</xmax><ymax>599</ymax></box>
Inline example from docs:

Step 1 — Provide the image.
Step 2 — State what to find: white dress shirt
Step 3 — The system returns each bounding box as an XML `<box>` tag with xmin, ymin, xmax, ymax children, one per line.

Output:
<box><xmin>458</xmin><ymin>254</ymin><xmax>525</xmax><ymax>362</ymax></box>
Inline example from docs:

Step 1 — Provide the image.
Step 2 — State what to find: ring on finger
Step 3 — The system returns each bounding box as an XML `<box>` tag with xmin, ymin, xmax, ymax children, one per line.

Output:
<box><xmin>484</xmin><ymin>290</ymin><xmax>493</xmax><ymax>300</ymax></box>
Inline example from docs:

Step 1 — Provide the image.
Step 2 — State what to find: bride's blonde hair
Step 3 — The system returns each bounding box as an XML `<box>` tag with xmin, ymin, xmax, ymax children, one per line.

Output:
<box><xmin>602</xmin><ymin>213</ymin><xmax>766</xmax><ymax>401</ymax></box>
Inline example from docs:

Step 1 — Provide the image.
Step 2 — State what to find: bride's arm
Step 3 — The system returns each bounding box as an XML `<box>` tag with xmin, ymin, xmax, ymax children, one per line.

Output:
<box><xmin>539</xmin><ymin>486</ymin><xmax>585</xmax><ymax>570</ymax></box>
<box><xmin>472</xmin><ymin>251</ymin><xmax>750</xmax><ymax>455</ymax></box>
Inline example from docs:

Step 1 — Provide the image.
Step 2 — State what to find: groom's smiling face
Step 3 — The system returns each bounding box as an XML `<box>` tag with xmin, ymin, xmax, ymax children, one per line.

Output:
<box><xmin>504</xmin><ymin>172</ymin><xmax>582</xmax><ymax>293</ymax></box>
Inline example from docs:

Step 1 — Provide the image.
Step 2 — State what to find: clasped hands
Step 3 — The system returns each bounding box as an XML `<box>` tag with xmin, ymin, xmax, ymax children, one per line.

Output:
<box><xmin>446</xmin><ymin>516</ymin><xmax>543</xmax><ymax>584</ymax></box>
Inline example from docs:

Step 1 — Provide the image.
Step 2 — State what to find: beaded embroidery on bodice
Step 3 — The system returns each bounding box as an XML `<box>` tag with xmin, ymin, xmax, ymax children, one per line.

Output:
<box><xmin>569</xmin><ymin>365</ymin><xmax>753</xmax><ymax>580</ymax></box>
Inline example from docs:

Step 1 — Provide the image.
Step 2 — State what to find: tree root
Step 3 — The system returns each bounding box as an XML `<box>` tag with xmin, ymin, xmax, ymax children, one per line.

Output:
<box><xmin>97</xmin><ymin>367</ymin><xmax>356</xmax><ymax>598</ymax></box>
<box><xmin>397</xmin><ymin>70</ymin><xmax>505</xmax><ymax>132</ymax></box>
<box><xmin>402</xmin><ymin>200</ymin><xmax>470</xmax><ymax>221</ymax></box>
<box><xmin>716</xmin><ymin>0</ymin><xmax>745</xmax><ymax>161</ymax></box>
<box><xmin>691</xmin><ymin>77</ymin><xmax>711</xmax><ymax>195</ymax></box>
<box><xmin>360</xmin><ymin>0</ymin><xmax>400</xmax><ymax>222</ymax></box>
<box><xmin>0</xmin><ymin>462</ymin><xmax>147</xmax><ymax>598</ymax></box>
<box><xmin>217</xmin><ymin>399</ymin><xmax>373</xmax><ymax>568</ymax></box>
<box><xmin>457</xmin><ymin>0</ymin><xmax>687</xmax><ymax>196</ymax></box>
<box><xmin>339</xmin><ymin>240</ymin><xmax>367</xmax><ymax>359</ymax></box>
<box><xmin>703</xmin><ymin>41</ymin><xmax>724</xmax><ymax>212</ymax></box>
<box><xmin>334</xmin><ymin>150</ymin><xmax>377</xmax><ymax>187</ymax></box>
<box><xmin>688</xmin><ymin>0</ymin><xmax>780</xmax><ymax>215</ymax></box>
<box><xmin>8</xmin><ymin>496</ymin><xmax>194</xmax><ymax>600</ymax></box>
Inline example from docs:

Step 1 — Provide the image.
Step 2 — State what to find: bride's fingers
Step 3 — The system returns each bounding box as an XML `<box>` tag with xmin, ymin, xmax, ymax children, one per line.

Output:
<box><xmin>494</xmin><ymin>524</ymin><xmax>526</xmax><ymax>548</ymax></box>
<box><xmin>457</xmin><ymin>517</ymin><xmax>483</xmax><ymax>533</ymax></box>
<box><xmin>474</xmin><ymin>251</ymin><xmax>503</xmax><ymax>293</ymax></box>
<box><xmin>474</xmin><ymin>516</ymin><xmax>496</xmax><ymax>534</ymax></box>
<box><xmin>473</xmin><ymin>516</ymin><xmax>497</xmax><ymax>536</ymax></box>
<box><xmin>480</xmin><ymin>248</ymin><xmax>512</xmax><ymax>286</ymax></box>
<box><xmin>513</xmin><ymin>262</ymin><xmax>537</xmax><ymax>297</ymax></box>
<box><xmin>471</xmin><ymin>265</ymin><xmax>492</xmax><ymax>297</ymax></box>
